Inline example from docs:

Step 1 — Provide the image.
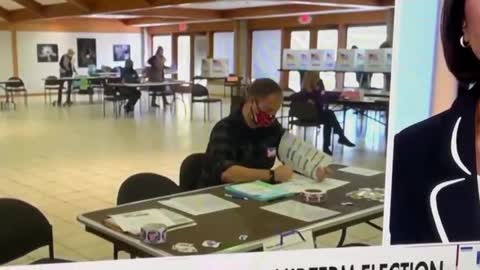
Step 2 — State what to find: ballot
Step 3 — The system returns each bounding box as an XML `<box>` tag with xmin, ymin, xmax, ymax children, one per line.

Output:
<box><xmin>278</xmin><ymin>132</ymin><xmax>333</xmax><ymax>180</ymax></box>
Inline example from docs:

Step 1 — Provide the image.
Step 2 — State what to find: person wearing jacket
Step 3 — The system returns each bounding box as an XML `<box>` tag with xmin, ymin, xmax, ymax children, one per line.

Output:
<box><xmin>120</xmin><ymin>59</ymin><xmax>141</xmax><ymax>113</ymax></box>
<box><xmin>147</xmin><ymin>46</ymin><xmax>170</xmax><ymax>107</ymax></box>
<box><xmin>291</xmin><ymin>71</ymin><xmax>355</xmax><ymax>155</ymax></box>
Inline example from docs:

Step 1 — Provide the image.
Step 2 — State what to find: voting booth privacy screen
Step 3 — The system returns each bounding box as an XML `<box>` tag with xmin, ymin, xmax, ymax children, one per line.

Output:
<box><xmin>282</xmin><ymin>49</ymin><xmax>392</xmax><ymax>73</ymax></box>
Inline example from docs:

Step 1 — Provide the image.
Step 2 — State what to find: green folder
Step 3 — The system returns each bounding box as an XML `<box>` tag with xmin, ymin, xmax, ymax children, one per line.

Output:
<box><xmin>225</xmin><ymin>181</ymin><xmax>292</xmax><ymax>202</ymax></box>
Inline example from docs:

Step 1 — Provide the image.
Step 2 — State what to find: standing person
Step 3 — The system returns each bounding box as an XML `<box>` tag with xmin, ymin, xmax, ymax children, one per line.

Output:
<box><xmin>351</xmin><ymin>45</ymin><xmax>371</xmax><ymax>89</ymax></box>
<box><xmin>120</xmin><ymin>59</ymin><xmax>142</xmax><ymax>114</ymax></box>
<box><xmin>379</xmin><ymin>41</ymin><xmax>392</xmax><ymax>91</ymax></box>
<box><xmin>390</xmin><ymin>0</ymin><xmax>480</xmax><ymax>244</ymax></box>
<box><xmin>147</xmin><ymin>46</ymin><xmax>170</xmax><ymax>107</ymax></box>
<box><xmin>197</xmin><ymin>78</ymin><xmax>330</xmax><ymax>189</ymax></box>
<box><xmin>292</xmin><ymin>71</ymin><xmax>355</xmax><ymax>155</ymax></box>
<box><xmin>58</xmin><ymin>49</ymin><xmax>76</xmax><ymax>106</ymax></box>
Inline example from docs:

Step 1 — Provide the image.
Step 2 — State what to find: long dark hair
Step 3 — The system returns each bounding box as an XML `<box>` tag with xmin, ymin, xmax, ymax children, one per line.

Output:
<box><xmin>155</xmin><ymin>46</ymin><xmax>163</xmax><ymax>56</ymax></box>
<box><xmin>442</xmin><ymin>0</ymin><xmax>480</xmax><ymax>82</ymax></box>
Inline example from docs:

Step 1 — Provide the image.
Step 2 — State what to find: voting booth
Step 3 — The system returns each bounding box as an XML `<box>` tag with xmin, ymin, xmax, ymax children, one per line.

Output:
<box><xmin>364</xmin><ymin>49</ymin><xmax>392</xmax><ymax>72</ymax></box>
<box><xmin>309</xmin><ymin>49</ymin><xmax>336</xmax><ymax>71</ymax></box>
<box><xmin>201</xmin><ymin>58</ymin><xmax>229</xmax><ymax>78</ymax></box>
<box><xmin>336</xmin><ymin>49</ymin><xmax>367</xmax><ymax>71</ymax></box>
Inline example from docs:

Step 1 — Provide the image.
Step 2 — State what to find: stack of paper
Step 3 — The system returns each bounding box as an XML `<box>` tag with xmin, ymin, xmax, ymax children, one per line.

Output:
<box><xmin>278</xmin><ymin>132</ymin><xmax>333</xmax><ymax>180</ymax></box>
<box><xmin>277</xmin><ymin>174</ymin><xmax>349</xmax><ymax>194</ymax></box>
<box><xmin>225</xmin><ymin>181</ymin><xmax>292</xmax><ymax>202</ymax></box>
<box><xmin>109</xmin><ymin>208</ymin><xmax>195</xmax><ymax>235</ymax></box>
<box><xmin>159</xmin><ymin>194</ymin><xmax>240</xmax><ymax>216</ymax></box>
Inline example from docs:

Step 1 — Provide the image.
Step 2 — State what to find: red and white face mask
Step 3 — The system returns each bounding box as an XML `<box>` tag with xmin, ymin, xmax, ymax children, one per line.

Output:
<box><xmin>252</xmin><ymin>100</ymin><xmax>275</xmax><ymax>127</ymax></box>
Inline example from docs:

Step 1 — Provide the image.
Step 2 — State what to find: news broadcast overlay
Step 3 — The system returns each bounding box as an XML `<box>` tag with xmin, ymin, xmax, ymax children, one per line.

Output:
<box><xmin>8</xmin><ymin>244</ymin><xmax>480</xmax><ymax>270</ymax></box>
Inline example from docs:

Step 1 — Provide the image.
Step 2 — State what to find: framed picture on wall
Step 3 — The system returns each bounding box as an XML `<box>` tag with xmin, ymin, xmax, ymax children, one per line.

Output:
<box><xmin>37</xmin><ymin>44</ymin><xmax>59</xmax><ymax>63</ymax></box>
<box><xmin>77</xmin><ymin>38</ymin><xmax>97</xmax><ymax>68</ymax></box>
<box><xmin>113</xmin><ymin>44</ymin><xmax>131</xmax><ymax>61</ymax></box>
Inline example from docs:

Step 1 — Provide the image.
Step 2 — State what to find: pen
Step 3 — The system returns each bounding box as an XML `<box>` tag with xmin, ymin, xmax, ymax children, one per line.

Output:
<box><xmin>224</xmin><ymin>193</ymin><xmax>249</xmax><ymax>201</ymax></box>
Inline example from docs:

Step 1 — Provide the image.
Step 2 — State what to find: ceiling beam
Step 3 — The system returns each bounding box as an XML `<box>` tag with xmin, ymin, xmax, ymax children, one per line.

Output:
<box><xmin>123</xmin><ymin>8</ymin><xmax>223</xmax><ymax>19</ymax></box>
<box><xmin>65</xmin><ymin>0</ymin><xmax>91</xmax><ymax>12</ymax></box>
<box><xmin>122</xmin><ymin>17</ymin><xmax>184</xmax><ymax>27</ymax></box>
<box><xmin>292</xmin><ymin>0</ymin><xmax>386</xmax><ymax>8</ymax></box>
<box><xmin>223</xmin><ymin>5</ymin><xmax>343</xmax><ymax>19</ymax></box>
<box><xmin>12</xmin><ymin>0</ymin><xmax>45</xmax><ymax>16</ymax></box>
<box><xmin>9</xmin><ymin>3</ymin><xmax>86</xmax><ymax>21</ymax></box>
<box><xmin>0</xmin><ymin>7</ymin><xmax>10</xmax><ymax>21</ymax></box>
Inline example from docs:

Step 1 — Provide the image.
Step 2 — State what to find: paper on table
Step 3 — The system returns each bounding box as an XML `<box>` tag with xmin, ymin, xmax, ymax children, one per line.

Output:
<box><xmin>277</xmin><ymin>174</ymin><xmax>349</xmax><ymax>193</ymax></box>
<box><xmin>159</xmin><ymin>194</ymin><xmax>240</xmax><ymax>216</ymax></box>
<box><xmin>339</xmin><ymin>166</ymin><xmax>382</xmax><ymax>177</ymax></box>
<box><xmin>261</xmin><ymin>200</ymin><xmax>340</xmax><ymax>222</ymax></box>
<box><xmin>278</xmin><ymin>132</ymin><xmax>332</xmax><ymax>180</ymax></box>
<box><xmin>109</xmin><ymin>208</ymin><xmax>194</xmax><ymax>235</ymax></box>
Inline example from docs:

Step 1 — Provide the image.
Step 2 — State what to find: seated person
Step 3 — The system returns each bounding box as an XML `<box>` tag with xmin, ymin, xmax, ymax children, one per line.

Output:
<box><xmin>291</xmin><ymin>71</ymin><xmax>355</xmax><ymax>155</ymax></box>
<box><xmin>197</xmin><ymin>78</ymin><xmax>330</xmax><ymax>189</ymax></box>
<box><xmin>120</xmin><ymin>59</ymin><xmax>141</xmax><ymax>113</ymax></box>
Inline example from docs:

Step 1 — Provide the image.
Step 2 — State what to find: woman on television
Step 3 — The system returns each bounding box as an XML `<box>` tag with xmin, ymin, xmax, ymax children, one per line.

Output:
<box><xmin>390</xmin><ymin>0</ymin><xmax>480</xmax><ymax>244</ymax></box>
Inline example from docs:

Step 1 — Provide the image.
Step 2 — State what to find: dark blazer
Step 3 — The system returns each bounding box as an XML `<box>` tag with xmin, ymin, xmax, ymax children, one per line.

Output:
<box><xmin>390</xmin><ymin>83</ymin><xmax>480</xmax><ymax>245</ymax></box>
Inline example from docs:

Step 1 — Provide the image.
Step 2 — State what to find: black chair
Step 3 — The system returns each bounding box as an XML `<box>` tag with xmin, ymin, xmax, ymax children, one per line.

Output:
<box><xmin>5</xmin><ymin>77</ymin><xmax>28</xmax><ymax>108</ymax></box>
<box><xmin>179</xmin><ymin>153</ymin><xmax>206</xmax><ymax>192</ymax></box>
<box><xmin>288</xmin><ymin>99</ymin><xmax>333</xmax><ymax>149</ymax></box>
<box><xmin>280</xmin><ymin>88</ymin><xmax>295</xmax><ymax>125</ymax></box>
<box><xmin>103</xmin><ymin>80</ymin><xmax>128</xmax><ymax>118</ymax></box>
<box><xmin>89</xmin><ymin>77</ymin><xmax>105</xmax><ymax>102</ymax></box>
<box><xmin>191</xmin><ymin>84</ymin><xmax>222</xmax><ymax>121</ymax></box>
<box><xmin>44</xmin><ymin>76</ymin><xmax>61</xmax><ymax>105</ymax></box>
<box><xmin>115</xmin><ymin>173</ymin><xmax>180</xmax><ymax>259</ymax></box>
<box><xmin>0</xmin><ymin>199</ymin><xmax>71</xmax><ymax>265</ymax></box>
<box><xmin>71</xmin><ymin>77</ymin><xmax>95</xmax><ymax>104</ymax></box>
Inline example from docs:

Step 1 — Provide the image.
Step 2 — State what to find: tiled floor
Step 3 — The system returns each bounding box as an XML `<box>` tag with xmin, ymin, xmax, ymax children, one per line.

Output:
<box><xmin>0</xmin><ymin>95</ymin><xmax>385</xmax><ymax>265</ymax></box>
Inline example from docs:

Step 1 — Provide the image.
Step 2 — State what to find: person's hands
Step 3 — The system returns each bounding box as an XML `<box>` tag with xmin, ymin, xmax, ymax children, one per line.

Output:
<box><xmin>274</xmin><ymin>165</ymin><xmax>294</xmax><ymax>183</ymax></box>
<box><xmin>315</xmin><ymin>166</ymin><xmax>333</xmax><ymax>182</ymax></box>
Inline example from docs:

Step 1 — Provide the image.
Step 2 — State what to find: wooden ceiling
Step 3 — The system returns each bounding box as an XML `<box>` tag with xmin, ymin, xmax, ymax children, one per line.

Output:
<box><xmin>0</xmin><ymin>0</ymin><xmax>394</xmax><ymax>26</ymax></box>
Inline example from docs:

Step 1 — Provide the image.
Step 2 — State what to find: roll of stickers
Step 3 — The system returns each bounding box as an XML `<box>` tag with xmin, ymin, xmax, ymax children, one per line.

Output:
<box><xmin>172</xmin><ymin>242</ymin><xmax>198</xmax><ymax>253</ymax></box>
<box><xmin>298</xmin><ymin>189</ymin><xmax>327</xmax><ymax>204</ymax></box>
<box><xmin>140</xmin><ymin>224</ymin><xmax>167</xmax><ymax>245</ymax></box>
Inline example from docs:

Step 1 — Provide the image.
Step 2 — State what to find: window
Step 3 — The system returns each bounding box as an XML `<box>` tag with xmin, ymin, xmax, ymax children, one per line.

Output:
<box><xmin>289</xmin><ymin>30</ymin><xmax>310</xmax><ymax>91</ymax></box>
<box><xmin>317</xmin><ymin>29</ymin><xmax>338</xmax><ymax>90</ymax></box>
<box><xmin>152</xmin><ymin>35</ymin><xmax>172</xmax><ymax>67</ymax></box>
<box><xmin>345</xmin><ymin>25</ymin><xmax>387</xmax><ymax>89</ymax></box>
<box><xmin>252</xmin><ymin>30</ymin><xmax>281</xmax><ymax>82</ymax></box>
<box><xmin>177</xmin><ymin>36</ymin><xmax>191</xmax><ymax>81</ymax></box>
<box><xmin>213</xmin><ymin>32</ymin><xmax>234</xmax><ymax>74</ymax></box>
<box><xmin>194</xmin><ymin>35</ymin><xmax>208</xmax><ymax>77</ymax></box>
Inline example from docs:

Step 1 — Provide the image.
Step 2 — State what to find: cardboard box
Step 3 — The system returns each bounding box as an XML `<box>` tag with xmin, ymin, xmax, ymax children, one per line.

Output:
<box><xmin>201</xmin><ymin>58</ymin><xmax>229</xmax><ymax>77</ymax></box>
<box><xmin>309</xmin><ymin>49</ymin><xmax>336</xmax><ymax>71</ymax></box>
<box><xmin>364</xmin><ymin>49</ymin><xmax>392</xmax><ymax>72</ymax></box>
<box><xmin>336</xmin><ymin>49</ymin><xmax>367</xmax><ymax>72</ymax></box>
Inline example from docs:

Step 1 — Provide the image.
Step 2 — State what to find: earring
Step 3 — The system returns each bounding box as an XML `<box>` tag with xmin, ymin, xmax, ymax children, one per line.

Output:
<box><xmin>460</xmin><ymin>35</ymin><xmax>470</xmax><ymax>48</ymax></box>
